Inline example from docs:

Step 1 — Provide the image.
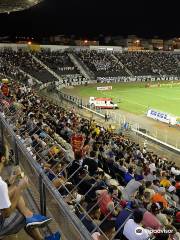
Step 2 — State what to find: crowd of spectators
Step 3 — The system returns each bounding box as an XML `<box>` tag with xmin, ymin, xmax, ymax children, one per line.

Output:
<box><xmin>76</xmin><ymin>50</ymin><xmax>129</xmax><ymax>78</ymax></box>
<box><xmin>1</xmin><ymin>48</ymin><xmax>180</xmax><ymax>88</ymax></box>
<box><xmin>34</xmin><ymin>49</ymin><xmax>81</xmax><ymax>75</ymax></box>
<box><xmin>0</xmin><ymin>49</ymin><xmax>57</xmax><ymax>83</ymax></box>
<box><xmin>114</xmin><ymin>52</ymin><xmax>180</xmax><ymax>76</ymax></box>
<box><xmin>0</xmin><ymin>78</ymin><xmax>180</xmax><ymax>240</ymax></box>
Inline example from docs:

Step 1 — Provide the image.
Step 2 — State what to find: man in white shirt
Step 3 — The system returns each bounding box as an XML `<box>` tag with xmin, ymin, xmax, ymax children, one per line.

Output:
<box><xmin>171</xmin><ymin>167</ymin><xmax>180</xmax><ymax>176</ymax></box>
<box><xmin>149</xmin><ymin>161</ymin><xmax>156</xmax><ymax>173</ymax></box>
<box><xmin>0</xmin><ymin>158</ymin><xmax>58</xmax><ymax>240</ymax></box>
<box><xmin>0</xmin><ymin>176</ymin><xmax>11</xmax><ymax>210</ymax></box>
<box><xmin>123</xmin><ymin>209</ymin><xmax>150</xmax><ymax>240</ymax></box>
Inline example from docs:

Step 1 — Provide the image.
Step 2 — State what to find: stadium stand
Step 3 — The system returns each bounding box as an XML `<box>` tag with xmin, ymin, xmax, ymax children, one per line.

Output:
<box><xmin>114</xmin><ymin>51</ymin><xmax>180</xmax><ymax>76</ymax></box>
<box><xmin>0</xmin><ymin>75</ymin><xmax>180</xmax><ymax>240</ymax></box>
<box><xmin>0</xmin><ymin>49</ymin><xmax>57</xmax><ymax>83</ymax></box>
<box><xmin>1</xmin><ymin>48</ymin><xmax>180</xmax><ymax>86</ymax></box>
<box><xmin>34</xmin><ymin>49</ymin><xmax>81</xmax><ymax>75</ymax></box>
<box><xmin>75</xmin><ymin>50</ymin><xmax>129</xmax><ymax>78</ymax></box>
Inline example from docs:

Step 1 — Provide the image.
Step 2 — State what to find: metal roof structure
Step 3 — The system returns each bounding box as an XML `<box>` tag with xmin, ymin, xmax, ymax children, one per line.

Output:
<box><xmin>0</xmin><ymin>0</ymin><xmax>43</xmax><ymax>13</ymax></box>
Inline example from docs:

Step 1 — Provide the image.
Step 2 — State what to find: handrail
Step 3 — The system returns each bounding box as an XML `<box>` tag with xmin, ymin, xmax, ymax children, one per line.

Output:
<box><xmin>56</xmin><ymin>90</ymin><xmax>180</xmax><ymax>155</ymax></box>
<box><xmin>132</xmin><ymin>127</ymin><xmax>180</xmax><ymax>153</ymax></box>
<box><xmin>0</xmin><ymin>113</ymin><xmax>93</xmax><ymax>240</ymax></box>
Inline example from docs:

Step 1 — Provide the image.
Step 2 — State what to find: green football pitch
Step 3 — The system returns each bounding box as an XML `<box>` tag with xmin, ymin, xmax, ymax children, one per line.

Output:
<box><xmin>65</xmin><ymin>82</ymin><xmax>180</xmax><ymax>116</ymax></box>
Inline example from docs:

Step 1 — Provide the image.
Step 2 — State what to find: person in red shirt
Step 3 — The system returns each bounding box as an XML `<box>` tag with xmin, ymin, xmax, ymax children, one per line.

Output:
<box><xmin>142</xmin><ymin>210</ymin><xmax>162</xmax><ymax>230</ymax></box>
<box><xmin>70</xmin><ymin>132</ymin><xmax>85</xmax><ymax>154</ymax></box>
<box><xmin>1</xmin><ymin>82</ymin><xmax>10</xmax><ymax>97</ymax></box>
<box><xmin>96</xmin><ymin>186</ymin><xmax>119</xmax><ymax>219</ymax></box>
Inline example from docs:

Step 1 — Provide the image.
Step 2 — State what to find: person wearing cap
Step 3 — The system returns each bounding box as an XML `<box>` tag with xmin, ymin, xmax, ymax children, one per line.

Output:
<box><xmin>151</xmin><ymin>187</ymin><xmax>169</xmax><ymax>209</ymax></box>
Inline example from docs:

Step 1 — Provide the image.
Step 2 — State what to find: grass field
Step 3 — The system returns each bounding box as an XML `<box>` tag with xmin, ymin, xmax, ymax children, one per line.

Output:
<box><xmin>63</xmin><ymin>82</ymin><xmax>180</xmax><ymax>116</ymax></box>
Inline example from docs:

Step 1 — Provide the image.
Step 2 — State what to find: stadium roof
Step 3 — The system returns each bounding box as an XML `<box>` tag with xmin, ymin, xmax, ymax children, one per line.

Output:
<box><xmin>0</xmin><ymin>0</ymin><xmax>43</xmax><ymax>13</ymax></box>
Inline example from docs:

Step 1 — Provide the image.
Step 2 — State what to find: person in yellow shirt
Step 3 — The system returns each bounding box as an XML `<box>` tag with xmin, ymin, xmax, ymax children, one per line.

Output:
<box><xmin>94</xmin><ymin>126</ymin><xmax>100</xmax><ymax>136</ymax></box>
<box><xmin>160</xmin><ymin>176</ymin><xmax>171</xmax><ymax>188</ymax></box>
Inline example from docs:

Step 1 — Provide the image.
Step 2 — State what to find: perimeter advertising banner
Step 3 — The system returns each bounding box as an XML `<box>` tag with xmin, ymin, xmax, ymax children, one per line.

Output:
<box><xmin>97</xmin><ymin>86</ymin><xmax>112</xmax><ymax>91</ymax></box>
<box><xmin>147</xmin><ymin>109</ymin><xmax>177</xmax><ymax>125</ymax></box>
<box><xmin>176</xmin><ymin>118</ymin><xmax>180</xmax><ymax>126</ymax></box>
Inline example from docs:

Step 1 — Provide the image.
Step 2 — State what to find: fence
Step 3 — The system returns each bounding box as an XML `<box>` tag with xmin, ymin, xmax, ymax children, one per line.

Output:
<box><xmin>0</xmin><ymin>97</ymin><xmax>127</xmax><ymax>240</ymax></box>
<box><xmin>0</xmin><ymin>107</ymin><xmax>92</xmax><ymax>240</ymax></box>
<box><xmin>54</xmin><ymin>89</ymin><xmax>180</xmax><ymax>151</ymax></box>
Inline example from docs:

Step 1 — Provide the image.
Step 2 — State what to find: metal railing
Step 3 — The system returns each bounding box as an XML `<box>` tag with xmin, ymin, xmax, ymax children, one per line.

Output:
<box><xmin>0</xmin><ymin>107</ymin><xmax>92</xmax><ymax>240</ymax></box>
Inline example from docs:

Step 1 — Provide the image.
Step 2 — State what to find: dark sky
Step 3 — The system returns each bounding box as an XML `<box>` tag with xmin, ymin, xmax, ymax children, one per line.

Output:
<box><xmin>0</xmin><ymin>0</ymin><xmax>179</xmax><ymax>39</ymax></box>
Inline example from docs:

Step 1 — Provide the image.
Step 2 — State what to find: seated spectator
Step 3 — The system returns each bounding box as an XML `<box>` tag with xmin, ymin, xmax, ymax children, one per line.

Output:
<box><xmin>122</xmin><ymin>178</ymin><xmax>142</xmax><ymax>200</ymax></box>
<box><xmin>96</xmin><ymin>186</ymin><xmax>119</xmax><ymax>219</ymax></box>
<box><xmin>168</xmin><ymin>181</ymin><xmax>176</xmax><ymax>194</ymax></box>
<box><xmin>151</xmin><ymin>202</ymin><xmax>171</xmax><ymax>226</ymax></box>
<box><xmin>82</xmin><ymin>151</ymin><xmax>98</xmax><ymax>176</ymax></box>
<box><xmin>0</xmin><ymin>157</ymin><xmax>59</xmax><ymax>240</ymax></box>
<box><xmin>115</xmin><ymin>200</ymin><xmax>139</xmax><ymax>238</ymax></box>
<box><xmin>144</xmin><ymin>181</ymin><xmax>155</xmax><ymax>198</ymax></box>
<box><xmin>124</xmin><ymin>166</ymin><xmax>134</xmax><ymax>184</ymax></box>
<box><xmin>142</xmin><ymin>192</ymin><xmax>151</xmax><ymax>209</ymax></box>
<box><xmin>151</xmin><ymin>187</ymin><xmax>169</xmax><ymax>209</ymax></box>
<box><xmin>123</xmin><ymin>209</ymin><xmax>150</xmax><ymax>240</ymax></box>
<box><xmin>142</xmin><ymin>208</ymin><xmax>162</xmax><ymax>230</ymax></box>
<box><xmin>152</xmin><ymin>179</ymin><xmax>161</xmax><ymax>192</ymax></box>
<box><xmin>160</xmin><ymin>176</ymin><xmax>171</xmax><ymax>188</ymax></box>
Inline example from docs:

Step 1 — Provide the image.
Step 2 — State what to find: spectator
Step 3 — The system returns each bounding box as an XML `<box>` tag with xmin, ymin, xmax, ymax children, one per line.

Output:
<box><xmin>0</xmin><ymin>158</ymin><xmax>60</xmax><ymax>240</ymax></box>
<box><xmin>96</xmin><ymin>186</ymin><xmax>119</xmax><ymax>219</ymax></box>
<box><xmin>151</xmin><ymin>187</ymin><xmax>169</xmax><ymax>208</ymax></box>
<box><xmin>123</xmin><ymin>209</ymin><xmax>150</xmax><ymax>240</ymax></box>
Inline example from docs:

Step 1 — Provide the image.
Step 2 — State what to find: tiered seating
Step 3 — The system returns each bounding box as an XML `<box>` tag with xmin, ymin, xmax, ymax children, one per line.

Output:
<box><xmin>115</xmin><ymin>52</ymin><xmax>180</xmax><ymax>76</ymax></box>
<box><xmin>0</xmin><ymin>49</ymin><xmax>57</xmax><ymax>83</ymax></box>
<box><xmin>34</xmin><ymin>49</ymin><xmax>81</xmax><ymax>75</ymax></box>
<box><xmin>76</xmin><ymin>50</ymin><xmax>128</xmax><ymax>78</ymax></box>
<box><xmin>1</xmin><ymin>79</ymin><xmax>180</xmax><ymax>240</ymax></box>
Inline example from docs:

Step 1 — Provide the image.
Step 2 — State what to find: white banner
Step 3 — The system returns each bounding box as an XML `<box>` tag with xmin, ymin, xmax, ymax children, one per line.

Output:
<box><xmin>97</xmin><ymin>75</ymin><xmax>180</xmax><ymax>83</ymax></box>
<box><xmin>97</xmin><ymin>86</ymin><xmax>112</xmax><ymax>91</ymax></box>
<box><xmin>147</xmin><ymin>109</ymin><xmax>177</xmax><ymax>125</ymax></box>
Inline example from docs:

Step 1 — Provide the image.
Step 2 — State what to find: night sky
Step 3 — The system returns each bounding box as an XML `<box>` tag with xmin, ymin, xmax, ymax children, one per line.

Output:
<box><xmin>0</xmin><ymin>0</ymin><xmax>179</xmax><ymax>39</ymax></box>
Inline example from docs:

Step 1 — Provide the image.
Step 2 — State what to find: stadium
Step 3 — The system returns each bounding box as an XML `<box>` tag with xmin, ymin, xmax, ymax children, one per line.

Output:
<box><xmin>0</xmin><ymin>1</ymin><xmax>180</xmax><ymax>240</ymax></box>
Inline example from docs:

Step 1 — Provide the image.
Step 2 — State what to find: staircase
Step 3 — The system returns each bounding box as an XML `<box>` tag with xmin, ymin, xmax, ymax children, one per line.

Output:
<box><xmin>30</xmin><ymin>53</ymin><xmax>63</xmax><ymax>84</ymax></box>
<box><xmin>111</xmin><ymin>53</ymin><xmax>133</xmax><ymax>76</ymax></box>
<box><xmin>18</xmin><ymin>68</ymin><xmax>41</xmax><ymax>85</ymax></box>
<box><xmin>68</xmin><ymin>52</ymin><xmax>96</xmax><ymax>81</ymax></box>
